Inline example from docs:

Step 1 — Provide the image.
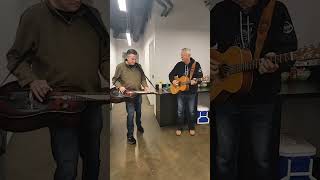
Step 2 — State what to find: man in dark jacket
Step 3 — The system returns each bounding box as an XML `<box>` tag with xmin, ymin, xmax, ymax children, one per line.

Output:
<box><xmin>210</xmin><ymin>0</ymin><xmax>297</xmax><ymax>179</ymax></box>
<box><xmin>169</xmin><ymin>48</ymin><xmax>203</xmax><ymax>136</ymax></box>
<box><xmin>6</xmin><ymin>0</ymin><xmax>109</xmax><ymax>179</ymax></box>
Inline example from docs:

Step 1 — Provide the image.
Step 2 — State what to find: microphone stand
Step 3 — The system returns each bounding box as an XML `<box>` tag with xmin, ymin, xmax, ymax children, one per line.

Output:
<box><xmin>112</xmin><ymin>76</ymin><xmax>122</xmax><ymax>88</ymax></box>
<box><xmin>135</xmin><ymin>63</ymin><xmax>158</xmax><ymax>91</ymax></box>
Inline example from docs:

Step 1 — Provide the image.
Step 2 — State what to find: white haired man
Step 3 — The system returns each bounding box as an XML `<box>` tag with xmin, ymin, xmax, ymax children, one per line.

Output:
<box><xmin>169</xmin><ymin>48</ymin><xmax>203</xmax><ymax>136</ymax></box>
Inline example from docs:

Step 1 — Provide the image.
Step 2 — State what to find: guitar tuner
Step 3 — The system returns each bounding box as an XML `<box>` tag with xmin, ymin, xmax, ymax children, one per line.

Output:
<box><xmin>59</xmin><ymin>102</ymin><xmax>69</xmax><ymax>109</ymax></box>
<box><xmin>62</xmin><ymin>103</ymin><xmax>69</xmax><ymax>109</ymax></box>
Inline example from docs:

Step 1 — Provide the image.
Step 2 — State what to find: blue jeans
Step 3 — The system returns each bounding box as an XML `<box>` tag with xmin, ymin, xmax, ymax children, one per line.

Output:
<box><xmin>213</xmin><ymin>101</ymin><xmax>275</xmax><ymax>180</ymax></box>
<box><xmin>49</xmin><ymin>105</ymin><xmax>103</xmax><ymax>180</ymax></box>
<box><xmin>177</xmin><ymin>93</ymin><xmax>197</xmax><ymax>130</ymax></box>
<box><xmin>125</xmin><ymin>95</ymin><xmax>142</xmax><ymax>137</ymax></box>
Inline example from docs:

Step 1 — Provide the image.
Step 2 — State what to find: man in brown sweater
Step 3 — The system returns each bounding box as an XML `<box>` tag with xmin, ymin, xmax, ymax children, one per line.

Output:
<box><xmin>112</xmin><ymin>49</ymin><xmax>149</xmax><ymax>144</ymax></box>
<box><xmin>6</xmin><ymin>0</ymin><xmax>109</xmax><ymax>179</ymax></box>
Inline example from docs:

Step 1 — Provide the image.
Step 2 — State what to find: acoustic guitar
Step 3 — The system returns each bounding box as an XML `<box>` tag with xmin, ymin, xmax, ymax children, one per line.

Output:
<box><xmin>0</xmin><ymin>81</ymin><xmax>110</xmax><ymax>132</ymax></box>
<box><xmin>170</xmin><ymin>76</ymin><xmax>205</xmax><ymax>94</ymax></box>
<box><xmin>210</xmin><ymin>46</ymin><xmax>320</xmax><ymax>104</ymax></box>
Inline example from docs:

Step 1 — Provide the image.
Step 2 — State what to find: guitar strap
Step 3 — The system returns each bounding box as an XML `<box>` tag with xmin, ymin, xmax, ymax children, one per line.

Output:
<box><xmin>254</xmin><ymin>0</ymin><xmax>276</xmax><ymax>60</ymax></box>
<box><xmin>189</xmin><ymin>61</ymin><xmax>197</xmax><ymax>79</ymax></box>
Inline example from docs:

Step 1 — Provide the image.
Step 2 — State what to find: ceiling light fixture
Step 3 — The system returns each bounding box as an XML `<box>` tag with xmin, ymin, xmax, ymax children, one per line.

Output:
<box><xmin>118</xmin><ymin>0</ymin><xmax>127</xmax><ymax>12</ymax></box>
<box><xmin>126</xmin><ymin>32</ymin><xmax>132</xmax><ymax>46</ymax></box>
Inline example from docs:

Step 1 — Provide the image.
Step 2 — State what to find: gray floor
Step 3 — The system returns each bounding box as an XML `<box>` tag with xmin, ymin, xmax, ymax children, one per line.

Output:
<box><xmin>110</xmin><ymin>96</ymin><xmax>210</xmax><ymax>180</ymax></box>
<box><xmin>0</xmin><ymin>106</ymin><xmax>110</xmax><ymax>180</ymax></box>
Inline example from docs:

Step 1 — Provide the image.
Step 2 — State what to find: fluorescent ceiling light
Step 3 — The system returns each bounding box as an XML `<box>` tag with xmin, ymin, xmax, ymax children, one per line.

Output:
<box><xmin>118</xmin><ymin>0</ymin><xmax>127</xmax><ymax>12</ymax></box>
<box><xmin>126</xmin><ymin>32</ymin><xmax>132</xmax><ymax>46</ymax></box>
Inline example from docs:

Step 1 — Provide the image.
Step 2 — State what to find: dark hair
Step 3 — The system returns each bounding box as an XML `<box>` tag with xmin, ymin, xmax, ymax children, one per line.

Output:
<box><xmin>126</xmin><ymin>49</ymin><xmax>138</xmax><ymax>56</ymax></box>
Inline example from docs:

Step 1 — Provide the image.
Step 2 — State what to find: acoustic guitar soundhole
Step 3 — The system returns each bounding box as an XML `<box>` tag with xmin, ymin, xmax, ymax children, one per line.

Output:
<box><xmin>220</xmin><ymin>64</ymin><xmax>231</xmax><ymax>77</ymax></box>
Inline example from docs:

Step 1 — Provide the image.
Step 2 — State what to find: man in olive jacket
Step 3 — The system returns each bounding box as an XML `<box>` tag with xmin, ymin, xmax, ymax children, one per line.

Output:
<box><xmin>112</xmin><ymin>49</ymin><xmax>149</xmax><ymax>145</ymax></box>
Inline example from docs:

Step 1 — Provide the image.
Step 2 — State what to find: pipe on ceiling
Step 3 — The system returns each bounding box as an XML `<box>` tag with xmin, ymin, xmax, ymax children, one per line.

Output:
<box><xmin>156</xmin><ymin>0</ymin><xmax>173</xmax><ymax>17</ymax></box>
<box><xmin>162</xmin><ymin>0</ymin><xmax>173</xmax><ymax>17</ymax></box>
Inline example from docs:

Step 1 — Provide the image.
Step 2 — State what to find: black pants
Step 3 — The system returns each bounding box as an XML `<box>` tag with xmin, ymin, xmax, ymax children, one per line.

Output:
<box><xmin>50</xmin><ymin>105</ymin><xmax>103</xmax><ymax>180</ymax></box>
<box><xmin>213</xmin><ymin>101</ymin><xmax>276</xmax><ymax>180</ymax></box>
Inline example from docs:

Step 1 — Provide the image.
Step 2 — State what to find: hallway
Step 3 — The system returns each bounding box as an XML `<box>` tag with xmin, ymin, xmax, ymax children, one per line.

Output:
<box><xmin>110</xmin><ymin>96</ymin><xmax>210</xmax><ymax>180</ymax></box>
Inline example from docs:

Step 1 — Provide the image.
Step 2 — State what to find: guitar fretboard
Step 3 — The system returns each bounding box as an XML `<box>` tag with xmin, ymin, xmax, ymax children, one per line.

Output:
<box><xmin>227</xmin><ymin>52</ymin><xmax>295</xmax><ymax>74</ymax></box>
<box><xmin>179</xmin><ymin>78</ymin><xmax>204</xmax><ymax>85</ymax></box>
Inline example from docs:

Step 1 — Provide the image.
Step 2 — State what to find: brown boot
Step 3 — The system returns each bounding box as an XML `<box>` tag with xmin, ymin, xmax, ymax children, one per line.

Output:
<box><xmin>189</xmin><ymin>129</ymin><xmax>195</xmax><ymax>136</ymax></box>
<box><xmin>176</xmin><ymin>130</ymin><xmax>182</xmax><ymax>136</ymax></box>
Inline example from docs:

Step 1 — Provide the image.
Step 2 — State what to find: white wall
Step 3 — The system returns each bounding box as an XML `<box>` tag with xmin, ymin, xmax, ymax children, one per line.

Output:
<box><xmin>150</xmin><ymin>0</ymin><xmax>210</xmax><ymax>85</ymax></box>
<box><xmin>109</xmin><ymin>34</ymin><xmax>145</xmax><ymax>85</ymax></box>
<box><xmin>141</xmin><ymin>1</ymin><xmax>158</xmax><ymax>107</ymax></box>
<box><xmin>155</xmin><ymin>30</ymin><xmax>210</xmax><ymax>83</ymax></box>
<box><xmin>110</xmin><ymin>29</ymin><xmax>118</xmax><ymax>86</ymax></box>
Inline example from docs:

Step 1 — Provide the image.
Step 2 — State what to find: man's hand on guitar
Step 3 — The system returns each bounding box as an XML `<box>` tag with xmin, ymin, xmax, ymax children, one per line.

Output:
<box><xmin>144</xmin><ymin>86</ymin><xmax>150</xmax><ymax>92</ymax></box>
<box><xmin>259</xmin><ymin>52</ymin><xmax>279</xmax><ymax>74</ymax></box>
<box><xmin>119</xmin><ymin>86</ymin><xmax>126</xmax><ymax>94</ymax></box>
<box><xmin>191</xmin><ymin>79</ymin><xmax>197</xmax><ymax>85</ymax></box>
<box><xmin>29</xmin><ymin>80</ymin><xmax>52</xmax><ymax>102</ymax></box>
<box><xmin>172</xmin><ymin>80</ymin><xmax>179</xmax><ymax>86</ymax></box>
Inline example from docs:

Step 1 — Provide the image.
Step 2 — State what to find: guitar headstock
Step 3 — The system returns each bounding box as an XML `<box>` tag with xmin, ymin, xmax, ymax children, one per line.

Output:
<box><xmin>295</xmin><ymin>44</ymin><xmax>320</xmax><ymax>61</ymax></box>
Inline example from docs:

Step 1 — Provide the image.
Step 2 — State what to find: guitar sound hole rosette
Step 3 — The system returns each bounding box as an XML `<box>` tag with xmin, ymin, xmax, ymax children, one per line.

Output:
<box><xmin>220</xmin><ymin>64</ymin><xmax>230</xmax><ymax>77</ymax></box>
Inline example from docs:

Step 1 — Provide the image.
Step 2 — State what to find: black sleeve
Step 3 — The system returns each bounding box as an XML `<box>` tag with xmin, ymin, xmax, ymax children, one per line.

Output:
<box><xmin>86</xmin><ymin>6</ymin><xmax>110</xmax><ymax>82</ymax></box>
<box><xmin>169</xmin><ymin>63</ymin><xmax>179</xmax><ymax>83</ymax></box>
<box><xmin>274</xmin><ymin>2</ymin><xmax>298</xmax><ymax>54</ymax></box>
<box><xmin>274</xmin><ymin>2</ymin><xmax>298</xmax><ymax>72</ymax></box>
<box><xmin>195</xmin><ymin>62</ymin><xmax>204</xmax><ymax>79</ymax></box>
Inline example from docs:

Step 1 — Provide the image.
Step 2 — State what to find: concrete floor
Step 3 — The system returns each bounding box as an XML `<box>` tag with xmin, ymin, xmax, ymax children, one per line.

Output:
<box><xmin>0</xmin><ymin>106</ymin><xmax>110</xmax><ymax>180</ymax></box>
<box><xmin>110</xmin><ymin>96</ymin><xmax>210</xmax><ymax>180</ymax></box>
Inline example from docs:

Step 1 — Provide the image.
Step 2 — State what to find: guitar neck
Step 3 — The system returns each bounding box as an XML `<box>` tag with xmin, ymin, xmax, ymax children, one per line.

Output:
<box><xmin>130</xmin><ymin>91</ymin><xmax>157</xmax><ymax>95</ymax></box>
<box><xmin>229</xmin><ymin>51</ymin><xmax>298</xmax><ymax>74</ymax></box>
<box><xmin>180</xmin><ymin>78</ymin><xmax>203</xmax><ymax>85</ymax></box>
